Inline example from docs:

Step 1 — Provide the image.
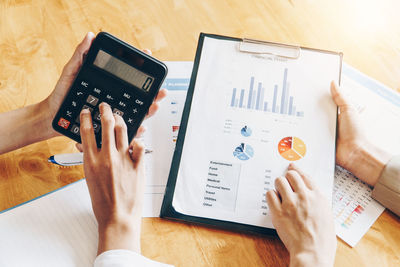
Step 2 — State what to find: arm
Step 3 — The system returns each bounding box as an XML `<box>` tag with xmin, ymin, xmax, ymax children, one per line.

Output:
<box><xmin>79</xmin><ymin>104</ymin><xmax>171</xmax><ymax>266</ymax></box>
<box><xmin>0</xmin><ymin>101</ymin><xmax>56</xmax><ymax>154</ymax></box>
<box><xmin>331</xmin><ymin>82</ymin><xmax>400</xmax><ymax>215</ymax></box>
<box><xmin>371</xmin><ymin>156</ymin><xmax>400</xmax><ymax>216</ymax></box>
<box><xmin>266</xmin><ymin>164</ymin><xmax>336</xmax><ymax>267</ymax></box>
<box><xmin>0</xmin><ymin>32</ymin><xmax>95</xmax><ymax>154</ymax></box>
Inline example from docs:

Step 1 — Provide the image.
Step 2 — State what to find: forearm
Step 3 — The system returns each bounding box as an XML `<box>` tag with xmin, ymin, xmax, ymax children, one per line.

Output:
<box><xmin>345</xmin><ymin>142</ymin><xmax>392</xmax><ymax>186</ymax></box>
<box><xmin>0</xmin><ymin>100</ymin><xmax>58</xmax><ymax>154</ymax></box>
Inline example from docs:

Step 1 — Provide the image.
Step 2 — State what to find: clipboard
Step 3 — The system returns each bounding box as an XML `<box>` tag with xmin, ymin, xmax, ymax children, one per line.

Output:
<box><xmin>161</xmin><ymin>33</ymin><xmax>342</xmax><ymax>235</ymax></box>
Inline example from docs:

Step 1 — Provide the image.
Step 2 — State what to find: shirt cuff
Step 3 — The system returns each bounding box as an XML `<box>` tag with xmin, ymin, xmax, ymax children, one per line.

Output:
<box><xmin>372</xmin><ymin>155</ymin><xmax>400</xmax><ymax>216</ymax></box>
<box><xmin>94</xmin><ymin>249</ymin><xmax>173</xmax><ymax>267</ymax></box>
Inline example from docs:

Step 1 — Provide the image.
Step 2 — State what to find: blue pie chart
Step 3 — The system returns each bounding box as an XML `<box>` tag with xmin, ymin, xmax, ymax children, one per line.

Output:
<box><xmin>241</xmin><ymin>126</ymin><xmax>252</xmax><ymax>137</ymax></box>
<box><xmin>233</xmin><ymin>143</ymin><xmax>254</xmax><ymax>161</ymax></box>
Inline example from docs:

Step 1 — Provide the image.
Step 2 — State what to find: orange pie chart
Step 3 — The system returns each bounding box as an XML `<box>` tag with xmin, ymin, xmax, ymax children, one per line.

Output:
<box><xmin>278</xmin><ymin>137</ymin><xmax>306</xmax><ymax>161</ymax></box>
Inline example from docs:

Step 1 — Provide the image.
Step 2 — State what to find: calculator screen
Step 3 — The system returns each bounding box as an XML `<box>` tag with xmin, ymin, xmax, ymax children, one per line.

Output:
<box><xmin>93</xmin><ymin>49</ymin><xmax>154</xmax><ymax>92</ymax></box>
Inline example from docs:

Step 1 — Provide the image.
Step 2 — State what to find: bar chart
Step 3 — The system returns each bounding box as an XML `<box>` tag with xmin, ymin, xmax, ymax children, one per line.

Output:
<box><xmin>229</xmin><ymin>68</ymin><xmax>304</xmax><ymax>117</ymax></box>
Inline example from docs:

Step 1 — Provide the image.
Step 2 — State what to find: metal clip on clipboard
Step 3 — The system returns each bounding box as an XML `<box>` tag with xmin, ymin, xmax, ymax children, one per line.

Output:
<box><xmin>239</xmin><ymin>38</ymin><xmax>301</xmax><ymax>59</ymax></box>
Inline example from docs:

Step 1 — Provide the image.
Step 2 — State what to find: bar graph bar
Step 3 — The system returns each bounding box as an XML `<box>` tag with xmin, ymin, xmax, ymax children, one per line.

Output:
<box><xmin>229</xmin><ymin>68</ymin><xmax>304</xmax><ymax>117</ymax></box>
<box><xmin>256</xmin><ymin>83</ymin><xmax>262</xmax><ymax>110</ymax></box>
<box><xmin>247</xmin><ymin>77</ymin><xmax>254</xmax><ymax>109</ymax></box>
<box><xmin>272</xmin><ymin>85</ymin><xmax>278</xmax><ymax>113</ymax></box>
<box><xmin>239</xmin><ymin>89</ymin><xmax>245</xmax><ymax>108</ymax></box>
<box><xmin>231</xmin><ymin>88</ymin><xmax>237</xmax><ymax>107</ymax></box>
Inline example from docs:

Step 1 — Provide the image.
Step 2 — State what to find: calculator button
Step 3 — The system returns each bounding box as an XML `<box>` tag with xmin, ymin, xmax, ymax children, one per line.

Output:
<box><xmin>71</xmin><ymin>101</ymin><xmax>77</xmax><ymax>108</ymax></box>
<box><xmin>70</xmin><ymin>124</ymin><xmax>80</xmax><ymax>135</ymax></box>
<box><xmin>66</xmin><ymin>110</ymin><xmax>73</xmax><ymax>118</ymax></box>
<box><xmin>80</xmin><ymin>81</ymin><xmax>89</xmax><ymax>88</ymax></box>
<box><xmin>93</xmin><ymin>87</ymin><xmax>101</xmax><ymax>94</ymax></box>
<box><xmin>132</xmin><ymin>108</ymin><xmax>138</xmax><ymax>114</ymax></box>
<box><xmin>92</xmin><ymin>122</ymin><xmax>101</xmax><ymax>133</ymax></box>
<box><xmin>134</xmin><ymin>98</ymin><xmax>144</xmax><ymax>106</ymax></box>
<box><xmin>112</xmin><ymin>108</ymin><xmax>124</xmax><ymax>117</ymax></box>
<box><xmin>123</xmin><ymin>93</ymin><xmax>131</xmax><ymax>99</ymax></box>
<box><xmin>76</xmin><ymin>91</ymin><xmax>84</xmax><ymax>96</ymax></box>
<box><xmin>127</xmin><ymin>118</ymin><xmax>134</xmax><ymax>124</ymax></box>
<box><xmin>106</xmin><ymin>94</ymin><xmax>115</xmax><ymax>101</ymax></box>
<box><xmin>93</xmin><ymin>111</ymin><xmax>101</xmax><ymax>121</ymax></box>
<box><xmin>57</xmin><ymin>118</ymin><xmax>71</xmax><ymax>129</ymax></box>
<box><xmin>118</xmin><ymin>101</ymin><xmax>127</xmax><ymax>108</ymax></box>
<box><xmin>86</xmin><ymin>95</ymin><xmax>99</xmax><ymax>106</ymax></box>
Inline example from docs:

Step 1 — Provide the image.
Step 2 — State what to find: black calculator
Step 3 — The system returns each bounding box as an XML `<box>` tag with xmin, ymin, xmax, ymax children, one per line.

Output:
<box><xmin>52</xmin><ymin>32</ymin><xmax>167</xmax><ymax>147</ymax></box>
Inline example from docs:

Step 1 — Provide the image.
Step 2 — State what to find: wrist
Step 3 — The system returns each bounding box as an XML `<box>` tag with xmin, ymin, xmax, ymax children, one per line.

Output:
<box><xmin>345</xmin><ymin>142</ymin><xmax>392</xmax><ymax>186</ymax></box>
<box><xmin>37</xmin><ymin>99</ymin><xmax>60</xmax><ymax>139</ymax></box>
<box><xmin>97</xmin><ymin>215</ymin><xmax>142</xmax><ymax>255</ymax></box>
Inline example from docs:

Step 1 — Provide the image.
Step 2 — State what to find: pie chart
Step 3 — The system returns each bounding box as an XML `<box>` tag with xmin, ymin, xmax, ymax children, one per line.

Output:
<box><xmin>278</xmin><ymin>137</ymin><xmax>306</xmax><ymax>161</ymax></box>
<box><xmin>241</xmin><ymin>126</ymin><xmax>252</xmax><ymax>137</ymax></box>
<box><xmin>233</xmin><ymin>143</ymin><xmax>254</xmax><ymax>161</ymax></box>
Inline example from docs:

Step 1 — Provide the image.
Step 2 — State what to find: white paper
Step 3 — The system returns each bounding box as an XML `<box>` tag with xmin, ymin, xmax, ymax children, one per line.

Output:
<box><xmin>0</xmin><ymin>180</ymin><xmax>97</xmax><ymax>267</ymax></box>
<box><xmin>172</xmin><ymin>37</ymin><xmax>341</xmax><ymax>228</ymax></box>
<box><xmin>141</xmin><ymin>61</ymin><xmax>192</xmax><ymax>216</ymax></box>
<box><xmin>332</xmin><ymin>63</ymin><xmax>400</xmax><ymax>247</ymax></box>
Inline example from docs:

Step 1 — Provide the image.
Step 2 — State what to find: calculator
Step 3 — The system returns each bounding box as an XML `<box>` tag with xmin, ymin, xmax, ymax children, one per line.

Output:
<box><xmin>52</xmin><ymin>32</ymin><xmax>167</xmax><ymax>147</ymax></box>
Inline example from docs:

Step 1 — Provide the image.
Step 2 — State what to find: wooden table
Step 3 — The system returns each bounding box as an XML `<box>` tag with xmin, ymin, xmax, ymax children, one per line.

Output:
<box><xmin>0</xmin><ymin>0</ymin><xmax>399</xmax><ymax>266</ymax></box>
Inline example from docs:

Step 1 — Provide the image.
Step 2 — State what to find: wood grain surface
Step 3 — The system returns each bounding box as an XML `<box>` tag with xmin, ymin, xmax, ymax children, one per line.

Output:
<box><xmin>0</xmin><ymin>0</ymin><xmax>399</xmax><ymax>266</ymax></box>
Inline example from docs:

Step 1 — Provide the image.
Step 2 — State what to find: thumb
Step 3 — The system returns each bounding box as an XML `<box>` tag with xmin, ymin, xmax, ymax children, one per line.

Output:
<box><xmin>129</xmin><ymin>139</ymin><xmax>145</xmax><ymax>167</ymax></box>
<box><xmin>330</xmin><ymin>81</ymin><xmax>348</xmax><ymax>106</ymax></box>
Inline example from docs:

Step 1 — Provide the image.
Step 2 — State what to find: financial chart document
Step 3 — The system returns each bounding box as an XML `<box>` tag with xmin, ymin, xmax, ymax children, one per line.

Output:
<box><xmin>172</xmin><ymin>37</ymin><xmax>342</xmax><ymax>228</ymax></box>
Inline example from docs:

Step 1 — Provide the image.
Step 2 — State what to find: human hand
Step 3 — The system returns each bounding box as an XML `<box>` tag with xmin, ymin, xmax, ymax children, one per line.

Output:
<box><xmin>42</xmin><ymin>32</ymin><xmax>95</xmax><ymax>137</ymax></box>
<box><xmin>42</xmin><ymin>32</ymin><xmax>167</xmax><ymax>139</ymax></box>
<box><xmin>266</xmin><ymin>164</ymin><xmax>336</xmax><ymax>267</ymax></box>
<box><xmin>331</xmin><ymin>81</ymin><xmax>391</xmax><ymax>185</ymax></box>
<box><xmin>80</xmin><ymin>102</ymin><xmax>145</xmax><ymax>255</ymax></box>
<box><xmin>330</xmin><ymin>81</ymin><xmax>366</xmax><ymax>169</ymax></box>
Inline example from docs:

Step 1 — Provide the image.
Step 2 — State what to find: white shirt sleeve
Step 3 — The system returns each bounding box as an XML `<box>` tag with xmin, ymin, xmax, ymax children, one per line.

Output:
<box><xmin>94</xmin><ymin>249</ymin><xmax>174</xmax><ymax>267</ymax></box>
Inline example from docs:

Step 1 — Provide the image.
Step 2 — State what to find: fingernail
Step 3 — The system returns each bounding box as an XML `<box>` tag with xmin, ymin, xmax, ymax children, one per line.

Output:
<box><xmin>144</xmin><ymin>49</ymin><xmax>152</xmax><ymax>55</ymax></box>
<box><xmin>81</xmin><ymin>108</ymin><xmax>90</xmax><ymax>114</ymax></box>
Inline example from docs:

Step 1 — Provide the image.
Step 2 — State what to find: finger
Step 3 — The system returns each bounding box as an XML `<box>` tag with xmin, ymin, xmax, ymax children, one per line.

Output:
<box><xmin>99</xmin><ymin>102</ymin><xmax>116</xmax><ymax>151</ymax></box>
<box><xmin>79</xmin><ymin>109</ymin><xmax>97</xmax><ymax>155</ymax></box>
<box><xmin>146</xmin><ymin>102</ymin><xmax>159</xmax><ymax>118</ymax></box>
<box><xmin>114</xmin><ymin>114</ymin><xmax>129</xmax><ymax>151</ymax></box>
<box><xmin>129</xmin><ymin>139</ymin><xmax>145</xmax><ymax>167</ymax></box>
<box><xmin>145</xmin><ymin>89</ymin><xmax>167</xmax><ymax>118</ymax></box>
<box><xmin>136</xmin><ymin>126</ymin><xmax>146</xmax><ymax>138</ymax></box>
<box><xmin>288</xmin><ymin>163</ymin><xmax>315</xmax><ymax>190</ymax></box>
<box><xmin>62</xmin><ymin>32</ymin><xmax>95</xmax><ymax>77</ymax></box>
<box><xmin>75</xmin><ymin>143</ymin><xmax>83</xmax><ymax>152</ymax></box>
<box><xmin>274</xmin><ymin>176</ymin><xmax>295</xmax><ymax>202</ymax></box>
<box><xmin>155</xmin><ymin>88</ymin><xmax>168</xmax><ymax>102</ymax></box>
<box><xmin>285</xmin><ymin>169</ymin><xmax>308</xmax><ymax>194</ymax></box>
<box><xmin>143</xmin><ymin>49</ymin><xmax>152</xmax><ymax>56</ymax></box>
<box><xmin>266</xmin><ymin>190</ymin><xmax>282</xmax><ymax>212</ymax></box>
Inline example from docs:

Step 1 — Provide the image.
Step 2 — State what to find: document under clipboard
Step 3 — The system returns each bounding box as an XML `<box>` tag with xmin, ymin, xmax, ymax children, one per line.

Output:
<box><xmin>161</xmin><ymin>33</ymin><xmax>342</xmax><ymax>235</ymax></box>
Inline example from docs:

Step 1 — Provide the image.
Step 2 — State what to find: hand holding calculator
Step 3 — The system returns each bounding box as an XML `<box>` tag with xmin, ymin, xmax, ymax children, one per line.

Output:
<box><xmin>52</xmin><ymin>32</ymin><xmax>167</xmax><ymax>147</ymax></box>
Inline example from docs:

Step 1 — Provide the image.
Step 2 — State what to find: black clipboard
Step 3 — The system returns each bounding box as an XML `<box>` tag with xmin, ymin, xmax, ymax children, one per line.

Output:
<box><xmin>160</xmin><ymin>33</ymin><xmax>342</xmax><ymax>235</ymax></box>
